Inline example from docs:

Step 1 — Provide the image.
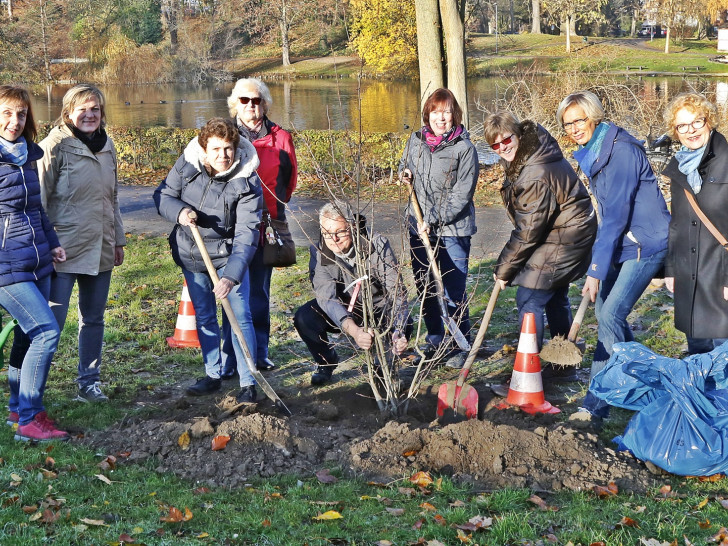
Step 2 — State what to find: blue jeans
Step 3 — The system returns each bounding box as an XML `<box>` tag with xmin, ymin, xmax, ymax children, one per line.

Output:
<box><xmin>3</xmin><ymin>276</ymin><xmax>60</xmax><ymax>425</ymax></box>
<box><xmin>583</xmin><ymin>248</ymin><xmax>667</xmax><ymax>417</ymax></box>
<box><xmin>182</xmin><ymin>267</ymin><xmax>256</xmax><ymax>387</ymax></box>
<box><xmin>409</xmin><ymin>231</ymin><xmax>471</xmax><ymax>347</ymax></box>
<box><xmin>248</xmin><ymin>246</ymin><xmax>273</xmax><ymax>362</ymax></box>
<box><xmin>516</xmin><ymin>285</ymin><xmax>571</xmax><ymax>351</ymax></box>
<box><xmin>49</xmin><ymin>270</ymin><xmax>112</xmax><ymax>388</ymax></box>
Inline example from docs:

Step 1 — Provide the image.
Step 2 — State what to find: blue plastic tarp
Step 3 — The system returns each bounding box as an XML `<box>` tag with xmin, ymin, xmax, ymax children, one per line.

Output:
<box><xmin>590</xmin><ymin>341</ymin><xmax>728</xmax><ymax>476</ymax></box>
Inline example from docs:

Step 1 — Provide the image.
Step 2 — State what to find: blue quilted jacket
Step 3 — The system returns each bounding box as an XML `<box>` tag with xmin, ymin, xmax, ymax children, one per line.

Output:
<box><xmin>0</xmin><ymin>141</ymin><xmax>60</xmax><ymax>287</ymax></box>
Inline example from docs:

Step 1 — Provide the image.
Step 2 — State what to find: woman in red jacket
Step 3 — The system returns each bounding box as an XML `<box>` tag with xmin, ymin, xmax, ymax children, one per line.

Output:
<box><xmin>227</xmin><ymin>78</ymin><xmax>297</xmax><ymax>373</ymax></box>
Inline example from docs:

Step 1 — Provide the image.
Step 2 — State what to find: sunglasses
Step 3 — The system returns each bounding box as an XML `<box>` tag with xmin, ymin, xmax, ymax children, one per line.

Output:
<box><xmin>490</xmin><ymin>134</ymin><xmax>514</xmax><ymax>151</ymax></box>
<box><xmin>239</xmin><ymin>96</ymin><xmax>263</xmax><ymax>106</ymax></box>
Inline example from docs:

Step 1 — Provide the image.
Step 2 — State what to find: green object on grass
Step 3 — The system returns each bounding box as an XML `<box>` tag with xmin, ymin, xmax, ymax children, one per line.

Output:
<box><xmin>0</xmin><ymin>312</ymin><xmax>18</xmax><ymax>368</ymax></box>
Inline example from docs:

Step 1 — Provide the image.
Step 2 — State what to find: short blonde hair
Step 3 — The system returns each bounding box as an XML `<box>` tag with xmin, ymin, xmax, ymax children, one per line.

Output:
<box><xmin>483</xmin><ymin>111</ymin><xmax>521</xmax><ymax>144</ymax></box>
<box><xmin>556</xmin><ymin>90</ymin><xmax>605</xmax><ymax>127</ymax></box>
<box><xmin>227</xmin><ymin>78</ymin><xmax>272</xmax><ymax>118</ymax></box>
<box><xmin>664</xmin><ymin>93</ymin><xmax>719</xmax><ymax>139</ymax></box>
<box><xmin>58</xmin><ymin>84</ymin><xmax>106</xmax><ymax>128</ymax></box>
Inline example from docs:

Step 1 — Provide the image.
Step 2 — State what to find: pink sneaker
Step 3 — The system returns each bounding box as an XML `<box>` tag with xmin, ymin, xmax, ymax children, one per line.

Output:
<box><xmin>6</xmin><ymin>411</ymin><xmax>19</xmax><ymax>426</ymax></box>
<box><xmin>14</xmin><ymin>413</ymin><xmax>69</xmax><ymax>442</ymax></box>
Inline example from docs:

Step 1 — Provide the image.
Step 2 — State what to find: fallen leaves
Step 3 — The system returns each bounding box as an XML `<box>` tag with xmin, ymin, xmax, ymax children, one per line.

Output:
<box><xmin>410</xmin><ymin>471</ymin><xmax>433</xmax><ymax>488</ymax></box>
<box><xmin>211</xmin><ymin>435</ymin><xmax>230</xmax><ymax>451</ymax></box>
<box><xmin>593</xmin><ymin>482</ymin><xmax>618</xmax><ymax>498</ymax></box>
<box><xmin>528</xmin><ymin>494</ymin><xmax>558</xmax><ymax>511</ymax></box>
<box><xmin>79</xmin><ymin>517</ymin><xmax>108</xmax><ymax>526</ymax></box>
<box><xmin>316</xmin><ymin>468</ymin><xmax>338</xmax><ymax>484</ymax></box>
<box><xmin>95</xmin><ymin>474</ymin><xmax>114</xmax><ymax>485</ymax></box>
<box><xmin>97</xmin><ymin>455</ymin><xmax>117</xmax><ymax>471</ymax></box>
<box><xmin>312</xmin><ymin>510</ymin><xmax>343</xmax><ymax>521</ymax></box>
<box><xmin>159</xmin><ymin>506</ymin><xmax>193</xmax><ymax>523</ymax></box>
<box><xmin>178</xmin><ymin>431</ymin><xmax>191</xmax><ymax>450</ymax></box>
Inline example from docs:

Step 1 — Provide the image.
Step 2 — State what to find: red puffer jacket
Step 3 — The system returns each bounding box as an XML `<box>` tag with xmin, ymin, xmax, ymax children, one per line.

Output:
<box><xmin>252</xmin><ymin>120</ymin><xmax>297</xmax><ymax>221</ymax></box>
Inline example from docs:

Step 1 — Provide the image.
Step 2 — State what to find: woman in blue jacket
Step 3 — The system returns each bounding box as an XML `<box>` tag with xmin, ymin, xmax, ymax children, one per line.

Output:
<box><xmin>557</xmin><ymin>90</ymin><xmax>670</xmax><ymax>420</ymax></box>
<box><xmin>0</xmin><ymin>85</ymin><xmax>69</xmax><ymax>441</ymax></box>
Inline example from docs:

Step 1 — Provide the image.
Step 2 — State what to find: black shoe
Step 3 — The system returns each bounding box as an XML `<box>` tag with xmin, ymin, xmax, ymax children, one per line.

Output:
<box><xmin>221</xmin><ymin>369</ymin><xmax>239</xmax><ymax>381</ymax></box>
<box><xmin>311</xmin><ymin>364</ymin><xmax>336</xmax><ymax>386</ymax></box>
<box><xmin>256</xmin><ymin>358</ymin><xmax>275</xmax><ymax>371</ymax></box>
<box><xmin>186</xmin><ymin>376</ymin><xmax>221</xmax><ymax>396</ymax></box>
<box><xmin>445</xmin><ymin>350</ymin><xmax>467</xmax><ymax>369</ymax></box>
<box><xmin>236</xmin><ymin>385</ymin><xmax>257</xmax><ymax>404</ymax></box>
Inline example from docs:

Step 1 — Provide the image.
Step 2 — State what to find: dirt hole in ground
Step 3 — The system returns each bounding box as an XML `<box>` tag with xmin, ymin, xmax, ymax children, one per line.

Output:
<box><xmin>84</xmin><ymin>361</ymin><xmax>658</xmax><ymax>494</ymax></box>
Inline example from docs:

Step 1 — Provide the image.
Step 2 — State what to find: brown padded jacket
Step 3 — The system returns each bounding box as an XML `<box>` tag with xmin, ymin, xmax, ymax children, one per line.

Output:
<box><xmin>495</xmin><ymin>121</ymin><xmax>597</xmax><ymax>289</ymax></box>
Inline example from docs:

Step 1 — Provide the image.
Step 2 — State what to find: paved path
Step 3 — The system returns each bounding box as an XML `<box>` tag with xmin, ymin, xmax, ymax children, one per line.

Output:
<box><xmin>119</xmin><ymin>185</ymin><xmax>512</xmax><ymax>261</ymax></box>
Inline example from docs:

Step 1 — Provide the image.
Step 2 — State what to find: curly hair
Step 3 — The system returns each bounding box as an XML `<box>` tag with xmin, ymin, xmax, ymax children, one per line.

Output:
<box><xmin>0</xmin><ymin>85</ymin><xmax>37</xmax><ymax>142</ymax></box>
<box><xmin>664</xmin><ymin>93</ymin><xmax>719</xmax><ymax>140</ymax></box>
<box><xmin>198</xmin><ymin>118</ymin><xmax>240</xmax><ymax>150</ymax></box>
<box><xmin>422</xmin><ymin>88</ymin><xmax>463</xmax><ymax>129</ymax></box>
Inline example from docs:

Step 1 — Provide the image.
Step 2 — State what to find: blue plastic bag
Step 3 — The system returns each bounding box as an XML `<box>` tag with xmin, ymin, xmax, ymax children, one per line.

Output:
<box><xmin>590</xmin><ymin>341</ymin><xmax>728</xmax><ymax>476</ymax></box>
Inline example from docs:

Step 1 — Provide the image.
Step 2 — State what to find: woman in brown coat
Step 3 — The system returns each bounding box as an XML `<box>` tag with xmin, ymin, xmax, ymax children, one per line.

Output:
<box><xmin>484</xmin><ymin>112</ymin><xmax>597</xmax><ymax>351</ymax></box>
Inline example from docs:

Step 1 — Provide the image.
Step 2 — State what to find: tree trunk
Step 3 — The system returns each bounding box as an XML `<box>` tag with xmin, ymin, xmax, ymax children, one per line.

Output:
<box><xmin>531</xmin><ymin>0</ymin><xmax>540</xmax><ymax>34</ymax></box>
<box><xmin>564</xmin><ymin>15</ymin><xmax>571</xmax><ymax>53</ymax></box>
<box><xmin>7</xmin><ymin>0</ymin><xmax>12</xmax><ymax>18</ymax></box>
<box><xmin>162</xmin><ymin>0</ymin><xmax>178</xmax><ymax>55</ymax></box>
<box><xmin>414</xmin><ymin>0</ymin><xmax>444</xmax><ymax>110</ymax></box>
<box><xmin>439</xmin><ymin>0</ymin><xmax>468</xmax><ymax>127</ymax></box>
<box><xmin>664</xmin><ymin>26</ymin><xmax>670</xmax><ymax>54</ymax></box>
<box><xmin>280</xmin><ymin>0</ymin><xmax>291</xmax><ymax>66</ymax></box>
<box><xmin>39</xmin><ymin>0</ymin><xmax>52</xmax><ymax>81</ymax></box>
<box><xmin>631</xmin><ymin>9</ymin><xmax>637</xmax><ymax>37</ymax></box>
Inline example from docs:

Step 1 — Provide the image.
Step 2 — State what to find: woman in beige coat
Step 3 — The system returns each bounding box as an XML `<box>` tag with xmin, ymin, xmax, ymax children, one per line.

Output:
<box><xmin>38</xmin><ymin>84</ymin><xmax>126</xmax><ymax>403</ymax></box>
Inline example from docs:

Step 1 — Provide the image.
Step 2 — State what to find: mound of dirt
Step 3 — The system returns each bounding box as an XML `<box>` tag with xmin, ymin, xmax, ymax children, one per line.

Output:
<box><xmin>85</xmin><ymin>378</ymin><xmax>657</xmax><ymax>494</ymax></box>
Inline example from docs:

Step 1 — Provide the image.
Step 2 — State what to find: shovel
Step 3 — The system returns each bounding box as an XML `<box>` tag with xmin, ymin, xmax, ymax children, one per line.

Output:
<box><xmin>408</xmin><ymin>187</ymin><xmax>471</xmax><ymax>353</ymax></box>
<box><xmin>436</xmin><ymin>283</ymin><xmax>501</xmax><ymax>423</ymax></box>
<box><xmin>187</xmin><ymin>212</ymin><xmax>292</xmax><ymax>417</ymax></box>
<box><xmin>539</xmin><ymin>293</ymin><xmax>589</xmax><ymax>367</ymax></box>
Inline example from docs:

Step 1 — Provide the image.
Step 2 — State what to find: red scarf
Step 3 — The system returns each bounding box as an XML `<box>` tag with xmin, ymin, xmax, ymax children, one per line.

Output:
<box><xmin>421</xmin><ymin>124</ymin><xmax>463</xmax><ymax>152</ymax></box>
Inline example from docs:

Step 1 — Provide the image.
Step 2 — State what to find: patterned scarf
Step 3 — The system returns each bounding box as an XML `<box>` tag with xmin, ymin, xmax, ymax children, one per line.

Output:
<box><xmin>0</xmin><ymin>135</ymin><xmax>28</xmax><ymax>166</ymax></box>
<box><xmin>675</xmin><ymin>143</ymin><xmax>707</xmax><ymax>194</ymax></box>
<box><xmin>236</xmin><ymin>117</ymin><xmax>266</xmax><ymax>142</ymax></box>
<box><xmin>421</xmin><ymin>124</ymin><xmax>464</xmax><ymax>152</ymax></box>
<box><xmin>573</xmin><ymin>122</ymin><xmax>610</xmax><ymax>179</ymax></box>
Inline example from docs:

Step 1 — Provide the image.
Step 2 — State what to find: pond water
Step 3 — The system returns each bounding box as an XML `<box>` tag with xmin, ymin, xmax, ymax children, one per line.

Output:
<box><xmin>31</xmin><ymin>76</ymin><xmax>728</xmax><ymax>134</ymax></box>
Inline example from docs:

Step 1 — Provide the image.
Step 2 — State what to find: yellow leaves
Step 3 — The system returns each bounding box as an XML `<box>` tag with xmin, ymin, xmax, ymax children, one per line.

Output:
<box><xmin>696</xmin><ymin>497</ymin><xmax>709</xmax><ymax>510</ymax></box>
<box><xmin>79</xmin><ymin>517</ymin><xmax>108</xmax><ymax>526</ymax></box>
<box><xmin>419</xmin><ymin>502</ymin><xmax>437</xmax><ymax>512</ymax></box>
<box><xmin>211</xmin><ymin>435</ymin><xmax>230</xmax><ymax>451</ymax></box>
<box><xmin>312</xmin><ymin>510</ymin><xmax>343</xmax><ymax>521</ymax></box>
<box><xmin>178</xmin><ymin>431</ymin><xmax>190</xmax><ymax>451</ymax></box>
<box><xmin>159</xmin><ymin>506</ymin><xmax>193</xmax><ymax>523</ymax></box>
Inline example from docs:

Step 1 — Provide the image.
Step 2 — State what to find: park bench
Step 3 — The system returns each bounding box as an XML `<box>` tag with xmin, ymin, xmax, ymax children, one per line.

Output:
<box><xmin>626</xmin><ymin>66</ymin><xmax>646</xmax><ymax>70</ymax></box>
<box><xmin>681</xmin><ymin>66</ymin><xmax>704</xmax><ymax>72</ymax></box>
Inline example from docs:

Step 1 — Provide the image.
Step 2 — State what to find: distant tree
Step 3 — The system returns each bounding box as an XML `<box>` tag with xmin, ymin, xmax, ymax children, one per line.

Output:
<box><xmin>119</xmin><ymin>0</ymin><xmax>163</xmax><ymax>45</ymax></box>
<box><xmin>532</xmin><ymin>0</ymin><xmax>541</xmax><ymax>33</ymax></box>
<box><xmin>349</xmin><ymin>0</ymin><xmax>418</xmax><ymax>76</ymax></box>
<box><xmin>542</xmin><ymin>0</ymin><xmax>606</xmax><ymax>51</ymax></box>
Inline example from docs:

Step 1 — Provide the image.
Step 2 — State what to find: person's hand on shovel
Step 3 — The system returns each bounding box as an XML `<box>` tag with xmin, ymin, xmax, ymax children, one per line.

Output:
<box><xmin>493</xmin><ymin>274</ymin><xmax>507</xmax><ymax>291</ymax></box>
<box><xmin>342</xmin><ymin>318</ymin><xmax>374</xmax><ymax>350</ymax></box>
<box><xmin>400</xmin><ymin>169</ymin><xmax>430</xmax><ymax>236</ymax></box>
<box><xmin>582</xmin><ymin>275</ymin><xmax>600</xmax><ymax>303</ymax></box>
<box><xmin>178</xmin><ymin>207</ymin><xmax>197</xmax><ymax>227</ymax></box>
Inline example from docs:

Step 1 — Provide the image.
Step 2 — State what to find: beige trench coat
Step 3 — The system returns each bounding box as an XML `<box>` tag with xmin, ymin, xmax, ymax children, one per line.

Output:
<box><xmin>38</xmin><ymin>125</ymin><xmax>126</xmax><ymax>275</ymax></box>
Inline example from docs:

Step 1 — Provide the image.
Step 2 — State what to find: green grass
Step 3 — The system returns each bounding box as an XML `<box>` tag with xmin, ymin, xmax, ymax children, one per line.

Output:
<box><xmin>2</xmin><ymin>236</ymin><xmax>728</xmax><ymax>544</ymax></box>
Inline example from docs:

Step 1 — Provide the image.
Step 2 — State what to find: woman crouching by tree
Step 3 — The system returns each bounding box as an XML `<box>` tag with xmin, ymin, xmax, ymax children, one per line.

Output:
<box><xmin>484</xmin><ymin>112</ymin><xmax>596</xmax><ymax>380</ymax></box>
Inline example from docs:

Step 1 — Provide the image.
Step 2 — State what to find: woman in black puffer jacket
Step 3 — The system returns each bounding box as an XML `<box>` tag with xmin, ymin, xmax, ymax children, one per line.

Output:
<box><xmin>154</xmin><ymin>118</ymin><xmax>263</xmax><ymax>404</ymax></box>
<box><xmin>0</xmin><ymin>85</ymin><xmax>69</xmax><ymax>442</ymax></box>
<box><xmin>484</xmin><ymin>112</ymin><xmax>597</xmax><ymax>351</ymax></box>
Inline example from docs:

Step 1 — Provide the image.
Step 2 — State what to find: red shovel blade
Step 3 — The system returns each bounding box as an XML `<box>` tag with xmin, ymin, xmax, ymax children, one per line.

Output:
<box><xmin>436</xmin><ymin>381</ymin><xmax>478</xmax><ymax>424</ymax></box>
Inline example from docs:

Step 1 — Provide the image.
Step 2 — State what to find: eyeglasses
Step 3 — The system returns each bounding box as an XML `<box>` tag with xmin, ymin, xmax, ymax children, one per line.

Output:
<box><xmin>675</xmin><ymin>117</ymin><xmax>706</xmax><ymax>135</ymax></box>
<box><xmin>321</xmin><ymin>229</ymin><xmax>350</xmax><ymax>240</ymax></box>
<box><xmin>563</xmin><ymin>117</ymin><xmax>589</xmax><ymax>131</ymax></box>
<box><xmin>239</xmin><ymin>96</ymin><xmax>263</xmax><ymax>106</ymax></box>
<box><xmin>490</xmin><ymin>135</ymin><xmax>514</xmax><ymax>151</ymax></box>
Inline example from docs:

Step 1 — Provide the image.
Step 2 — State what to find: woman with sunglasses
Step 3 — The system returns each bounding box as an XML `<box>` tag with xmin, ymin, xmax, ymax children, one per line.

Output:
<box><xmin>483</xmin><ymin>112</ymin><xmax>596</xmax><ymax>368</ymax></box>
<box><xmin>398</xmin><ymin>88</ymin><xmax>479</xmax><ymax>369</ymax></box>
<box><xmin>557</xmin><ymin>90</ymin><xmax>670</xmax><ymax>422</ymax></box>
<box><xmin>227</xmin><ymin>78</ymin><xmax>297</xmax><ymax>374</ymax></box>
<box><xmin>154</xmin><ymin>118</ymin><xmax>263</xmax><ymax>404</ymax></box>
<box><xmin>662</xmin><ymin>93</ymin><xmax>728</xmax><ymax>354</ymax></box>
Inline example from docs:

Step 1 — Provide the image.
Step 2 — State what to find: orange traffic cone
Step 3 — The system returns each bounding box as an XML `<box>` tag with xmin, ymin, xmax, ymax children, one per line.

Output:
<box><xmin>166</xmin><ymin>280</ymin><xmax>201</xmax><ymax>348</ymax></box>
<box><xmin>499</xmin><ymin>312</ymin><xmax>560</xmax><ymax>414</ymax></box>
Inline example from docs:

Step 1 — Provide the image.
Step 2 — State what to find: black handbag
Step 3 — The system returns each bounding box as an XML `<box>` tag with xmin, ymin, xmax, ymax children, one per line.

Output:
<box><xmin>262</xmin><ymin>212</ymin><xmax>296</xmax><ymax>267</ymax></box>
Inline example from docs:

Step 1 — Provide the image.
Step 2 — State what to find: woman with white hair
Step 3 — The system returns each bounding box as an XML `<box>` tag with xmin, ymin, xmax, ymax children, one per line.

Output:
<box><xmin>227</xmin><ymin>78</ymin><xmax>298</xmax><ymax>374</ymax></box>
<box><xmin>556</xmin><ymin>90</ymin><xmax>670</xmax><ymax>421</ymax></box>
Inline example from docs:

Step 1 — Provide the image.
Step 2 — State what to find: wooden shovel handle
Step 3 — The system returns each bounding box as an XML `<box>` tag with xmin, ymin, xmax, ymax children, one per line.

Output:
<box><xmin>567</xmin><ymin>293</ymin><xmax>590</xmax><ymax>343</ymax></box>
<box><xmin>456</xmin><ymin>282</ymin><xmax>501</xmax><ymax>388</ymax></box>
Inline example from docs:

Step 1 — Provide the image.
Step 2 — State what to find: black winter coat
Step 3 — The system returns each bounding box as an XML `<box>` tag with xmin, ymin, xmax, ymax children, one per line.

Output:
<box><xmin>154</xmin><ymin>137</ymin><xmax>263</xmax><ymax>283</ymax></box>
<box><xmin>495</xmin><ymin>121</ymin><xmax>597</xmax><ymax>289</ymax></box>
<box><xmin>664</xmin><ymin>130</ymin><xmax>728</xmax><ymax>339</ymax></box>
<box><xmin>0</xmin><ymin>142</ymin><xmax>60</xmax><ymax>287</ymax></box>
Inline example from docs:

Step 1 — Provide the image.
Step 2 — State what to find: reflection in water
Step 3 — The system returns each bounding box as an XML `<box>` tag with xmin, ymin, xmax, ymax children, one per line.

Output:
<box><xmin>31</xmin><ymin>77</ymin><xmax>728</xmax><ymax>134</ymax></box>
